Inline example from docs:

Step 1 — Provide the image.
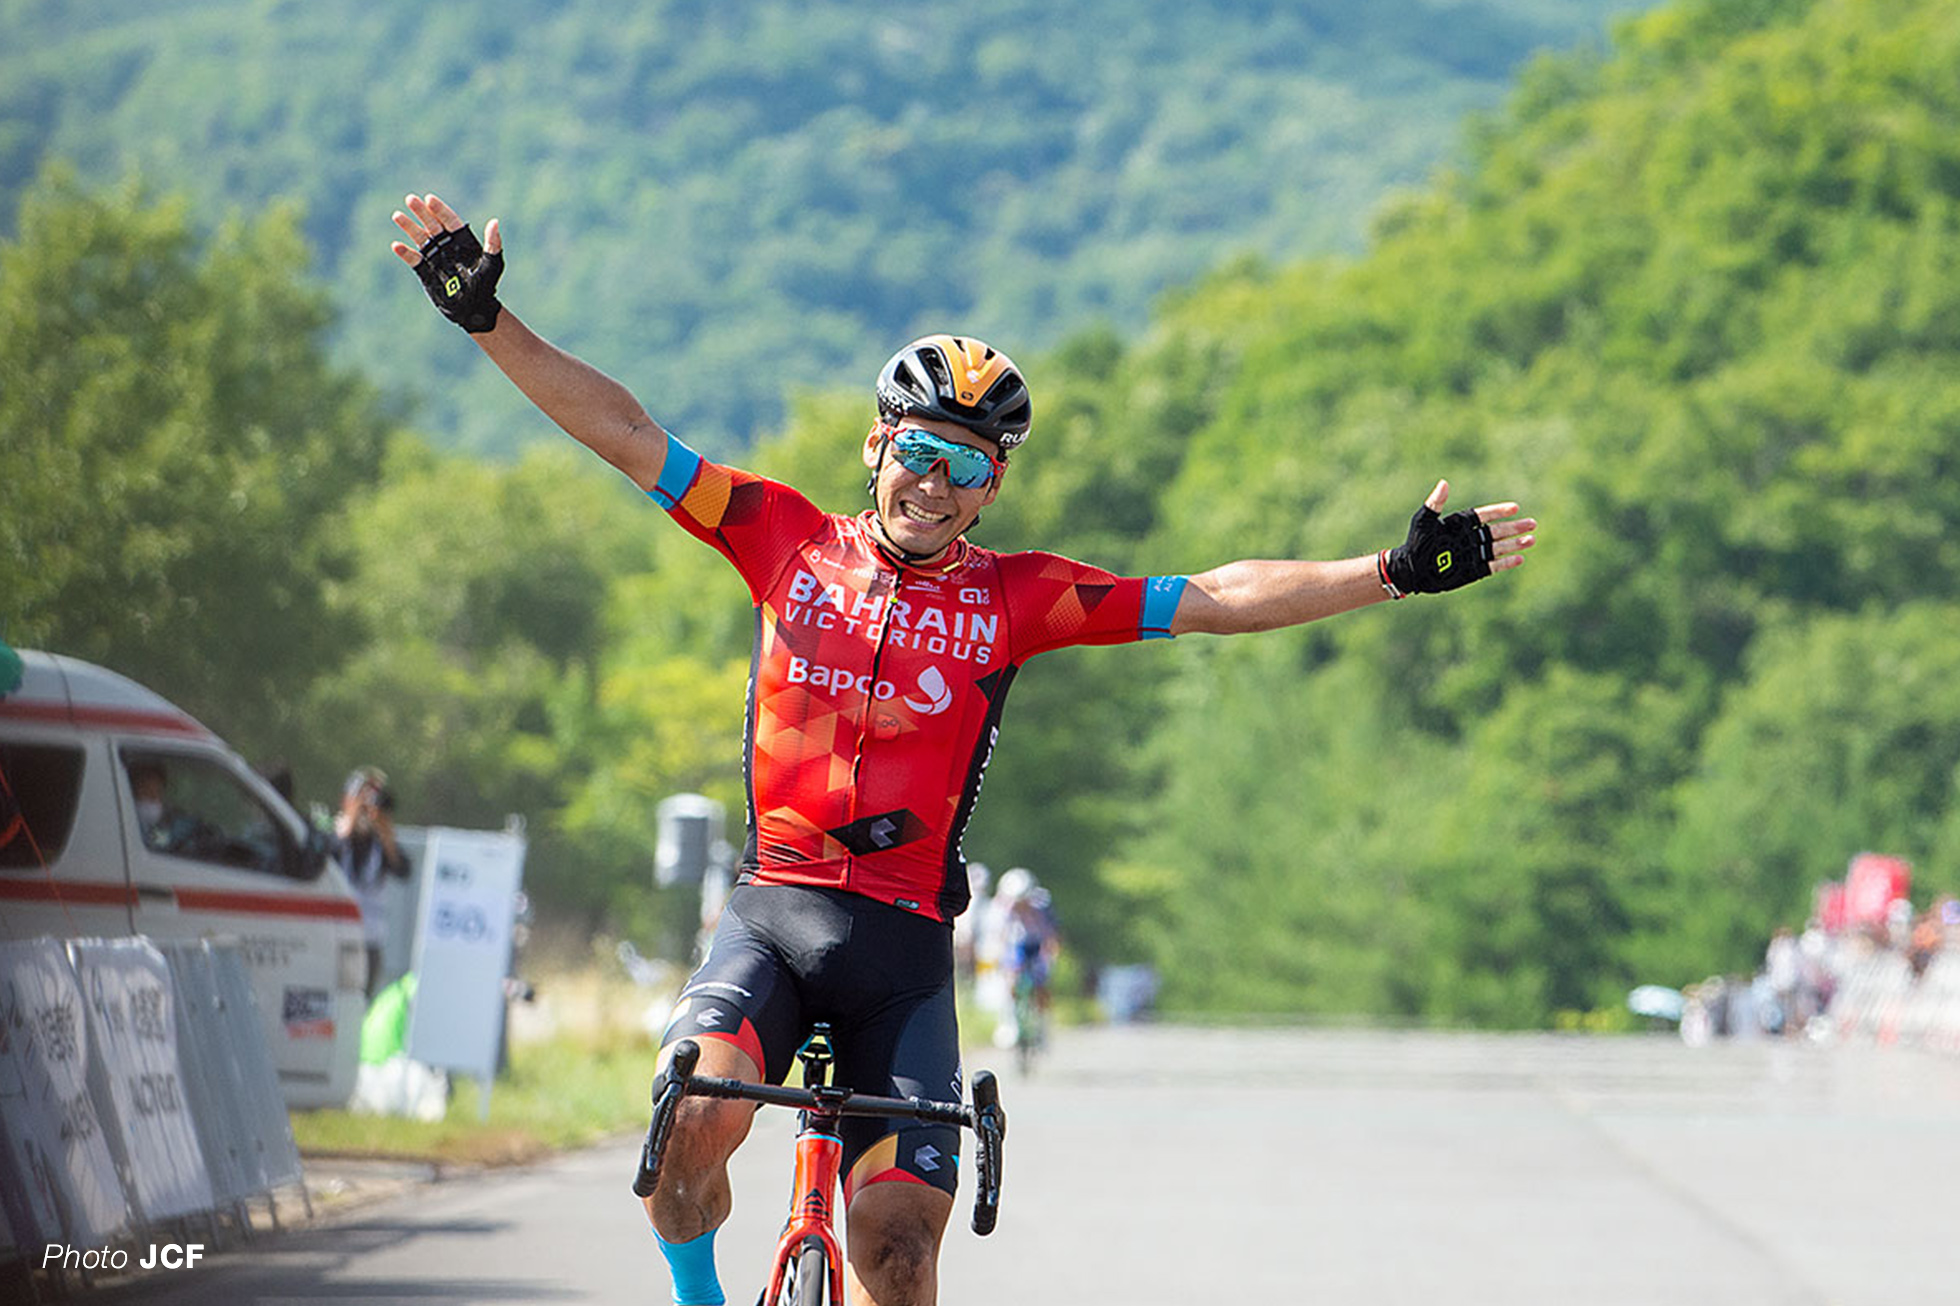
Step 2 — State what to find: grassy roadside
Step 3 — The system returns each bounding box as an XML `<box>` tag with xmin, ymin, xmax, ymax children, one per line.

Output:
<box><xmin>290</xmin><ymin>955</ymin><xmax>666</xmax><ymax>1167</ymax></box>
<box><xmin>288</xmin><ymin>960</ymin><xmax>1019</xmax><ymax>1169</ymax></box>
<box><xmin>289</xmin><ymin>1029</ymin><xmax>657</xmax><ymax>1167</ymax></box>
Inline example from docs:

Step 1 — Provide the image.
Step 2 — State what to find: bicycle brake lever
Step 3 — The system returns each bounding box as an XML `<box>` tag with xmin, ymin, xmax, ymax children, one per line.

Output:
<box><xmin>632</xmin><ymin>1041</ymin><xmax>703</xmax><ymax>1198</ymax></box>
<box><xmin>969</xmin><ymin>1070</ymin><xmax>1005</xmax><ymax>1236</ymax></box>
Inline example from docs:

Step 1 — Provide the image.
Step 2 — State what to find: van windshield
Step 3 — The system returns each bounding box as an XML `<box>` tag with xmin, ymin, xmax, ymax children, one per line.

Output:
<box><xmin>0</xmin><ymin>742</ymin><xmax>86</xmax><ymax>868</ymax></box>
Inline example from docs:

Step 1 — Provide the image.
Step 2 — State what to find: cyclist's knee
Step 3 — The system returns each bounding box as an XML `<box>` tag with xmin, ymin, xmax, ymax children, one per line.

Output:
<box><xmin>667</xmin><ymin>1094</ymin><xmax>754</xmax><ymax>1171</ymax></box>
<box><xmin>657</xmin><ymin>1036</ymin><xmax>761</xmax><ymax>1163</ymax></box>
<box><xmin>847</xmin><ymin>1183</ymin><xmax>950</xmax><ymax>1296</ymax></box>
<box><xmin>642</xmin><ymin>1096</ymin><xmax>755</xmax><ymax>1239</ymax></box>
<box><xmin>848</xmin><ymin>1224</ymin><xmax>939</xmax><ymax>1302</ymax></box>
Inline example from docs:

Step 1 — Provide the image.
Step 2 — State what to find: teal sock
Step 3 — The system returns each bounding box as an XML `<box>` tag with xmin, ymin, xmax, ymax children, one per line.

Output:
<box><xmin>653</xmin><ymin>1227</ymin><xmax>725</xmax><ymax>1306</ymax></box>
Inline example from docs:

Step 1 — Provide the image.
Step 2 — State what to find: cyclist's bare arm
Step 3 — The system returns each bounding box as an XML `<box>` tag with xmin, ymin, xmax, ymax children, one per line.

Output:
<box><xmin>1173</xmin><ymin>554</ymin><xmax>1382</xmax><ymax>635</ymax></box>
<box><xmin>1172</xmin><ymin>480</ymin><xmax>1536</xmax><ymax>635</ymax></box>
<box><xmin>474</xmin><ymin>311</ymin><xmax>671</xmax><ymax>492</ymax></box>
<box><xmin>390</xmin><ymin>193</ymin><xmax>669</xmax><ymax>492</ymax></box>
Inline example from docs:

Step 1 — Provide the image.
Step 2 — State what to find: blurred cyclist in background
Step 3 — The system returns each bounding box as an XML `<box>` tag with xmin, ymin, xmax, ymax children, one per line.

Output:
<box><xmin>952</xmin><ymin>861</ymin><xmax>992</xmax><ymax>984</ymax></box>
<box><xmin>990</xmin><ymin>868</ymin><xmax>1060</xmax><ymax>1055</ymax></box>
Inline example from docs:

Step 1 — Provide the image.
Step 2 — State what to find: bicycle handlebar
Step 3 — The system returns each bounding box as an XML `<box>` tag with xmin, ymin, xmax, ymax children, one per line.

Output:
<box><xmin>631</xmin><ymin>1038</ymin><xmax>1007</xmax><ymax>1235</ymax></box>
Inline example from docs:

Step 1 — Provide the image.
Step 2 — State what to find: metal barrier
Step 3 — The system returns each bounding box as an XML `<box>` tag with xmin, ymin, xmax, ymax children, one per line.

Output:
<box><xmin>70</xmin><ymin>939</ymin><xmax>215</xmax><ymax>1228</ymax></box>
<box><xmin>0</xmin><ymin>938</ymin><xmax>131</xmax><ymax>1255</ymax></box>
<box><xmin>1829</xmin><ymin>946</ymin><xmax>1960</xmax><ymax>1053</ymax></box>
<box><xmin>161</xmin><ymin>940</ymin><xmax>257</xmax><ymax>1221</ymax></box>
<box><xmin>158</xmin><ymin>941</ymin><xmax>308</xmax><ymax>1227</ymax></box>
<box><xmin>206</xmin><ymin>945</ymin><xmax>306</xmax><ymax>1203</ymax></box>
<box><xmin>0</xmin><ymin>937</ymin><xmax>310</xmax><ymax>1301</ymax></box>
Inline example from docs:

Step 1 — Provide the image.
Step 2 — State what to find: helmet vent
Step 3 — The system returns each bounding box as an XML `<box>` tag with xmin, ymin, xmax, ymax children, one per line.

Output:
<box><xmin>919</xmin><ymin>348</ymin><xmax>953</xmax><ymax>393</ymax></box>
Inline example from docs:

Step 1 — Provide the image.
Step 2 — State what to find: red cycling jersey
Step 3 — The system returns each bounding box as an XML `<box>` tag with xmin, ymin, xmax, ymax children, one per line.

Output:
<box><xmin>650</xmin><ymin>437</ymin><xmax>1187</xmax><ymax>923</ymax></box>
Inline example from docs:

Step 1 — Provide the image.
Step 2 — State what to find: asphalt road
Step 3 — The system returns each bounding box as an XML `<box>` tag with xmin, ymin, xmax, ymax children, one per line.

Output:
<box><xmin>83</xmin><ymin>1025</ymin><xmax>1960</xmax><ymax>1305</ymax></box>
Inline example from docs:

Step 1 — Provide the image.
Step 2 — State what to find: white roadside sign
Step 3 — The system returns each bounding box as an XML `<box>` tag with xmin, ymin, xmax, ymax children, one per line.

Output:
<box><xmin>406</xmin><ymin>827</ymin><xmax>525</xmax><ymax>1115</ymax></box>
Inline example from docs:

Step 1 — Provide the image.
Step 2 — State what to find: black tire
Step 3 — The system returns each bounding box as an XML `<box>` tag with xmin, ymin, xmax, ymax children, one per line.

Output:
<box><xmin>1013</xmin><ymin>982</ymin><xmax>1043</xmax><ymax>1074</ymax></box>
<box><xmin>790</xmin><ymin>1241</ymin><xmax>828</xmax><ymax>1306</ymax></box>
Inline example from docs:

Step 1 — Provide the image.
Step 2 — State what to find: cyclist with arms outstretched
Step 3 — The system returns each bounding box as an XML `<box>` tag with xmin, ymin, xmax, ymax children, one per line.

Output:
<box><xmin>390</xmin><ymin>193</ymin><xmax>1537</xmax><ymax>1306</ymax></box>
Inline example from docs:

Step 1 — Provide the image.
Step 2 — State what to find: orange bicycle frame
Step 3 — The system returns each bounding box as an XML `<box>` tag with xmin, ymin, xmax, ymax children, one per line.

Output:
<box><xmin>763</xmin><ymin>1112</ymin><xmax>848</xmax><ymax>1305</ymax></box>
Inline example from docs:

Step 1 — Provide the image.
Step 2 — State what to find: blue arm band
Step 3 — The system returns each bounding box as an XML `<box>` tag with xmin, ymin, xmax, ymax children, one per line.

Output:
<box><xmin>648</xmin><ymin>436</ymin><xmax>703</xmax><ymax>510</ymax></box>
<box><xmin>1140</xmin><ymin>575</ymin><xmax>1188</xmax><ymax>640</ymax></box>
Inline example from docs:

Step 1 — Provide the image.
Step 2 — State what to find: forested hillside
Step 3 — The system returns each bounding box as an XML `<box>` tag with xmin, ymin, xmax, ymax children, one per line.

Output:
<box><xmin>0</xmin><ymin>0</ymin><xmax>1635</xmax><ymax>455</ymax></box>
<box><xmin>9</xmin><ymin>0</ymin><xmax>1959</xmax><ymax>1026</ymax></box>
<box><xmin>1084</xmin><ymin>0</ymin><xmax>1960</xmax><ymax>1021</ymax></box>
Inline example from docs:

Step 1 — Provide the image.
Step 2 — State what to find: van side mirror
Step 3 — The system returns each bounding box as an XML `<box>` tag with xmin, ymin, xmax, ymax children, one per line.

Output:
<box><xmin>290</xmin><ymin>826</ymin><xmax>334</xmax><ymax>881</ymax></box>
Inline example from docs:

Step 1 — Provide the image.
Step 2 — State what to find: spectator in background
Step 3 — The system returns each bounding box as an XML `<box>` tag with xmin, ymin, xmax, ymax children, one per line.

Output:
<box><xmin>129</xmin><ymin>759</ymin><xmax>171</xmax><ymax>843</ymax></box>
<box><xmin>1799</xmin><ymin>917</ymin><xmax>1836</xmax><ymax>1024</ymax></box>
<box><xmin>1764</xmin><ymin>926</ymin><xmax>1803</xmax><ymax>1037</ymax></box>
<box><xmin>333</xmin><ymin>766</ymin><xmax>410</xmax><ymax>997</ymax></box>
<box><xmin>1907</xmin><ymin>909</ymin><xmax>1943</xmax><ymax>982</ymax></box>
<box><xmin>128</xmin><ymin>758</ymin><xmax>203</xmax><ymax>856</ymax></box>
<box><xmin>1886</xmin><ymin>896</ymin><xmax>1914</xmax><ymax>952</ymax></box>
<box><xmin>953</xmin><ymin>861</ymin><xmax>992</xmax><ymax>983</ymax></box>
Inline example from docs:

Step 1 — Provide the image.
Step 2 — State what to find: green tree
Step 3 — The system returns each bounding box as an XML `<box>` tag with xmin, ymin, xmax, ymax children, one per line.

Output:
<box><xmin>0</xmin><ymin>168</ymin><xmax>394</xmax><ymax>757</ymax></box>
<box><xmin>300</xmin><ymin>438</ymin><xmax>667</xmax><ymax>925</ymax></box>
<box><xmin>1661</xmin><ymin>605</ymin><xmax>1960</xmax><ymax>975</ymax></box>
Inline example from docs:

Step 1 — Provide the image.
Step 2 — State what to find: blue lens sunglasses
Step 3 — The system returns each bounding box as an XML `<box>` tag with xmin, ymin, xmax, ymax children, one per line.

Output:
<box><xmin>886</xmin><ymin>427</ymin><xmax>1003</xmax><ymax>489</ymax></box>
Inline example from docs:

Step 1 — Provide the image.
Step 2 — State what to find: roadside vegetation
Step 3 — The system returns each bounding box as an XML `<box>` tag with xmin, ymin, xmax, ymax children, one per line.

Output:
<box><xmin>286</xmin><ymin>944</ymin><xmax>1024</xmax><ymax>1163</ymax></box>
<box><xmin>9</xmin><ymin>0</ymin><xmax>1960</xmax><ymax>1032</ymax></box>
<box><xmin>290</xmin><ymin>1029</ymin><xmax>654</xmax><ymax>1167</ymax></box>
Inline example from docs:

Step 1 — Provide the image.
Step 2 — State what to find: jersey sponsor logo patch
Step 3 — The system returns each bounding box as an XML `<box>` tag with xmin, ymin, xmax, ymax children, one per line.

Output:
<box><xmin>785</xmin><ymin>568</ymin><xmax>1001</xmax><ymax>649</ymax></box>
<box><xmin>787</xmin><ymin>655</ymin><xmax>896</xmax><ymax>700</ymax></box>
<box><xmin>903</xmin><ymin>667</ymin><xmax>954</xmax><ymax>716</ymax></box>
<box><xmin>829</xmin><ymin>809</ymin><xmax>930</xmax><ymax>855</ymax></box>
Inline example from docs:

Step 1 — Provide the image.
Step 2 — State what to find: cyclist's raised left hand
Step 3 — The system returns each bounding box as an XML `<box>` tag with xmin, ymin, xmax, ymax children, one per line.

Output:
<box><xmin>1383</xmin><ymin>479</ymin><xmax>1536</xmax><ymax>595</ymax></box>
<box><xmin>391</xmin><ymin>192</ymin><xmax>505</xmax><ymax>333</ymax></box>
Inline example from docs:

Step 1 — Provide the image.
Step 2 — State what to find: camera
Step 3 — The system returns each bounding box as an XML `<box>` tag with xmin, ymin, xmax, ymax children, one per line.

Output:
<box><xmin>344</xmin><ymin>769</ymin><xmax>395</xmax><ymax>815</ymax></box>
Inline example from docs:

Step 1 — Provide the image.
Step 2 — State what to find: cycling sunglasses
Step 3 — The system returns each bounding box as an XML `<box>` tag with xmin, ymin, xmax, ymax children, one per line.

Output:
<box><xmin>886</xmin><ymin>427</ymin><xmax>1003</xmax><ymax>489</ymax></box>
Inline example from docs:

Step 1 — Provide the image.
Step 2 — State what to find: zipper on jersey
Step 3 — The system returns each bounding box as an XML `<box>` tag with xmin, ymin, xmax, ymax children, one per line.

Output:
<box><xmin>842</xmin><ymin>563</ymin><xmax>900</xmax><ymax>895</ymax></box>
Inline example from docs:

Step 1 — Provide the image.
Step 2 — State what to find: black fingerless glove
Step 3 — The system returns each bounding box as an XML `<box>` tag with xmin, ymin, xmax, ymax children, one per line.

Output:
<box><xmin>1379</xmin><ymin>503</ymin><xmax>1494</xmax><ymax>597</ymax></box>
<box><xmin>414</xmin><ymin>224</ymin><xmax>504</xmax><ymax>334</ymax></box>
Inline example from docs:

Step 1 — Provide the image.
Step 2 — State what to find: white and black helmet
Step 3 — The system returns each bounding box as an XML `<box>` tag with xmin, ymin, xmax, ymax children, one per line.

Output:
<box><xmin>875</xmin><ymin>334</ymin><xmax>1032</xmax><ymax>449</ymax></box>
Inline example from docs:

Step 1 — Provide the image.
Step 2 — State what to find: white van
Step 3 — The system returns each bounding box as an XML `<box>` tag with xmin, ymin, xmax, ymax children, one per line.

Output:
<box><xmin>0</xmin><ymin>650</ymin><xmax>366</xmax><ymax>1108</ymax></box>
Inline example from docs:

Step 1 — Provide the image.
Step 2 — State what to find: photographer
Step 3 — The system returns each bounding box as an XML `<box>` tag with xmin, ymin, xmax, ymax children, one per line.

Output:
<box><xmin>333</xmin><ymin>766</ymin><xmax>411</xmax><ymax>997</ymax></box>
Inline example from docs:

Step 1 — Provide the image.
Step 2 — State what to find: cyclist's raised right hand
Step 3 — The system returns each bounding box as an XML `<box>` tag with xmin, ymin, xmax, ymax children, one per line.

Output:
<box><xmin>391</xmin><ymin>193</ymin><xmax>504</xmax><ymax>333</ymax></box>
<box><xmin>388</xmin><ymin>193</ymin><xmax>672</xmax><ymax>493</ymax></box>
